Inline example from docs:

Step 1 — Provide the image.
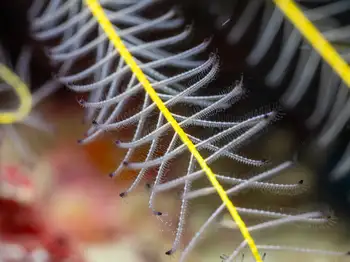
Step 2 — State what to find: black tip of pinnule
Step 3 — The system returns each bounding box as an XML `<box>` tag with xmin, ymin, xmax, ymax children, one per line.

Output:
<box><xmin>153</xmin><ymin>210</ymin><xmax>162</xmax><ymax>216</ymax></box>
<box><xmin>165</xmin><ymin>249</ymin><xmax>174</xmax><ymax>256</ymax></box>
<box><xmin>119</xmin><ymin>192</ymin><xmax>127</xmax><ymax>198</ymax></box>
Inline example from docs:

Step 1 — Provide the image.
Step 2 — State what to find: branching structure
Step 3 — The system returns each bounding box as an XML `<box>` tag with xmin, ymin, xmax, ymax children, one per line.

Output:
<box><xmin>219</xmin><ymin>0</ymin><xmax>350</xmax><ymax>129</ymax></box>
<box><xmin>29</xmin><ymin>0</ymin><xmax>350</xmax><ymax>261</ymax></box>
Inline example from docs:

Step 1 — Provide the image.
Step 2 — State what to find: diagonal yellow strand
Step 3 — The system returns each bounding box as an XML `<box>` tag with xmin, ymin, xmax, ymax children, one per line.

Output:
<box><xmin>273</xmin><ymin>0</ymin><xmax>350</xmax><ymax>88</ymax></box>
<box><xmin>84</xmin><ymin>0</ymin><xmax>263</xmax><ymax>261</ymax></box>
<box><xmin>0</xmin><ymin>64</ymin><xmax>32</xmax><ymax>124</ymax></box>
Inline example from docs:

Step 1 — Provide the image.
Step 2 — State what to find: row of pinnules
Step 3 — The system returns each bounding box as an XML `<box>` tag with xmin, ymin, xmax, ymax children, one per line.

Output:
<box><xmin>1</xmin><ymin>0</ymin><xmax>349</xmax><ymax>262</ymax></box>
<box><xmin>176</xmin><ymin>0</ymin><xmax>350</xmax><ymax>225</ymax></box>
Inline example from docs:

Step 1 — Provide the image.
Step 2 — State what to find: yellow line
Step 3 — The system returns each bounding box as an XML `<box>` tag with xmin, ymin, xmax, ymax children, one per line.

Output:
<box><xmin>273</xmin><ymin>0</ymin><xmax>350</xmax><ymax>88</ymax></box>
<box><xmin>84</xmin><ymin>0</ymin><xmax>262</xmax><ymax>261</ymax></box>
<box><xmin>0</xmin><ymin>64</ymin><xmax>33</xmax><ymax>124</ymax></box>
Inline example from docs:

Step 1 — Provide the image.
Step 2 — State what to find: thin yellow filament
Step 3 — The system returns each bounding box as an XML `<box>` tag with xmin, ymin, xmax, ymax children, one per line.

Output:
<box><xmin>84</xmin><ymin>0</ymin><xmax>263</xmax><ymax>261</ymax></box>
<box><xmin>0</xmin><ymin>64</ymin><xmax>32</xmax><ymax>124</ymax></box>
<box><xmin>273</xmin><ymin>0</ymin><xmax>350</xmax><ymax>88</ymax></box>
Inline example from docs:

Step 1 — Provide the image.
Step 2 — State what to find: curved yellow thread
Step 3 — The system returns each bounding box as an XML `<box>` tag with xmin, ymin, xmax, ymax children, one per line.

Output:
<box><xmin>84</xmin><ymin>0</ymin><xmax>262</xmax><ymax>261</ymax></box>
<box><xmin>0</xmin><ymin>64</ymin><xmax>33</xmax><ymax>124</ymax></box>
<box><xmin>273</xmin><ymin>0</ymin><xmax>350</xmax><ymax>88</ymax></box>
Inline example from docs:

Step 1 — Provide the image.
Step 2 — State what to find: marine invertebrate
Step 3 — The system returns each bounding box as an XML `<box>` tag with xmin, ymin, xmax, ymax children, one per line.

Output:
<box><xmin>29</xmin><ymin>0</ymin><xmax>350</xmax><ymax>261</ymax></box>
<box><xmin>181</xmin><ymin>0</ymin><xmax>350</xmax><ymax>240</ymax></box>
<box><xmin>214</xmin><ymin>0</ymin><xmax>350</xmax><ymax>226</ymax></box>
<box><xmin>205</xmin><ymin>0</ymin><xmax>350</xmax><ymax>129</ymax></box>
<box><xmin>0</xmin><ymin>44</ymin><xmax>60</xmax><ymax>164</ymax></box>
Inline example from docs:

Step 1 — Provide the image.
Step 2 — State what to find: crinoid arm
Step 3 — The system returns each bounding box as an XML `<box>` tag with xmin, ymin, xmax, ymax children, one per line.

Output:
<box><xmin>29</xmin><ymin>0</ymin><xmax>350</xmax><ymax>261</ymax></box>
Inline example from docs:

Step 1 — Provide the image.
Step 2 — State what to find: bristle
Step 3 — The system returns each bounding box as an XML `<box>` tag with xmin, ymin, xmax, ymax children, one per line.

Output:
<box><xmin>28</xmin><ymin>0</ymin><xmax>350</xmax><ymax>260</ymax></box>
<box><xmin>222</xmin><ymin>0</ymin><xmax>350</xmax><ymax>130</ymax></box>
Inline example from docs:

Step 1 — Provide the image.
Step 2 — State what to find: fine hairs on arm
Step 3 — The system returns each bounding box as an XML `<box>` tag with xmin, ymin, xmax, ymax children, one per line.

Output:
<box><xmin>29</xmin><ymin>0</ymin><xmax>350</xmax><ymax>261</ymax></box>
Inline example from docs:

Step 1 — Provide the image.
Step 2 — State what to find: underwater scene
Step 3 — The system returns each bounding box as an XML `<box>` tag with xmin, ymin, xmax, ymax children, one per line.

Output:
<box><xmin>1</xmin><ymin>0</ymin><xmax>350</xmax><ymax>261</ymax></box>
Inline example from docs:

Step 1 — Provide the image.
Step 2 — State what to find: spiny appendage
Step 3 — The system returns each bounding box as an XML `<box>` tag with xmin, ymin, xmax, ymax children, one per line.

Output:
<box><xmin>143</xmin><ymin>109</ymin><xmax>276</xmax><ymax>257</ymax></box>
<box><xmin>31</xmin><ymin>0</ymin><xmax>205</xmax><ymax>143</ymax></box>
<box><xmin>177</xmin><ymin>160</ymin><xmax>344</xmax><ymax>261</ymax></box>
<box><xmin>116</xmin><ymin>104</ymin><xmax>279</xmax><ymax>257</ymax></box>
<box><xmin>225</xmin><ymin>0</ymin><xmax>350</xmax><ymax>127</ymax></box>
<box><xmin>221</xmin><ymin>210</ymin><xmax>340</xmax><ymax>262</ymax></box>
<box><xmin>164</xmin><ymin>156</ymin><xmax>194</xmax><ymax>256</ymax></box>
<box><xmin>29</xmin><ymin>0</ymin><xmax>341</xmax><ymax>260</ymax></box>
<box><xmin>219</xmin><ymin>205</ymin><xmax>335</xmax><ymax>230</ymax></box>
